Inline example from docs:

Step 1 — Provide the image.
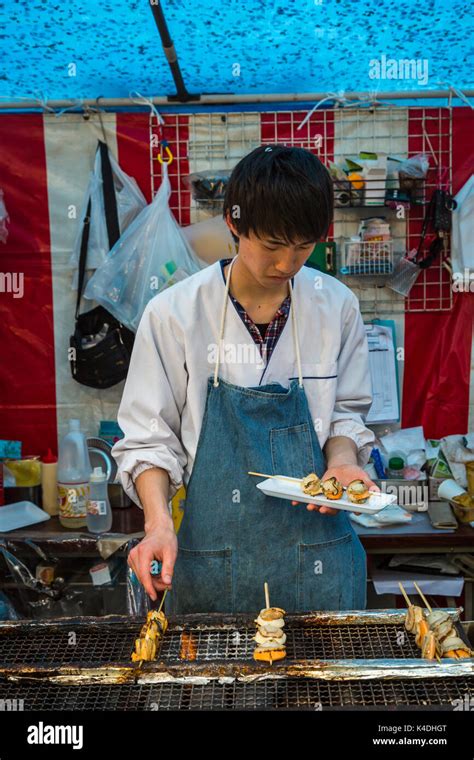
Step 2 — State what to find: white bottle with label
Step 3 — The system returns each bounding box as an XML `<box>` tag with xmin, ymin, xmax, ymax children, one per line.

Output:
<box><xmin>57</xmin><ymin>419</ymin><xmax>92</xmax><ymax>529</ymax></box>
<box><xmin>86</xmin><ymin>466</ymin><xmax>112</xmax><ymax>534</ymax></box>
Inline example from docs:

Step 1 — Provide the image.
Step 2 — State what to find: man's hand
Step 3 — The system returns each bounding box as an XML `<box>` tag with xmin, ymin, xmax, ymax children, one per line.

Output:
<box><xmin>128</xmin><ymin>523</ymin><xmax>178</xmax><ymax>602</ymax></box>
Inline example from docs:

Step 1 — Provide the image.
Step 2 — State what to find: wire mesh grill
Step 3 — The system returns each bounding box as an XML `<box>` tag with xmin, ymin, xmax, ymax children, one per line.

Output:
<box><xmin>1</xmin><ymin>677</ymin><xmax>472</xmax><ymax>711</ymax></box>
<box><xmin>0</xmin><ymin>620</ymin><xmax>421</xmax><ymax>666</ymax></box>
<box><xmin>160</xmin><ymin>623</ymin><xmax>422</xmax><ymax>662</ymax></box>
<box><xmin>0</xmin><ymin>622</ymin><xmax>139</xmax><ymax>666</ymax></box>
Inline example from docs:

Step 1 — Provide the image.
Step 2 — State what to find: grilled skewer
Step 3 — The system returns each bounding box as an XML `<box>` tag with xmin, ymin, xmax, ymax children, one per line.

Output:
<box><xmin>131</xmin><ymin>589</ymin><xmax>168</xmax><ymax>664</ymax></box>
<box><xmin>399</xmin><ymin>582</ymin><xmax>441</xmax><ymax>662</ymax></box>
<box><xmin>411</xmin><ymin>583</ymin><xmax>472</xmax><ymax>660</ymax></box>
<box><xmin>253</xmin><ymin>582</ymin><xmax>286</xmax><ymax>664</ymax></box>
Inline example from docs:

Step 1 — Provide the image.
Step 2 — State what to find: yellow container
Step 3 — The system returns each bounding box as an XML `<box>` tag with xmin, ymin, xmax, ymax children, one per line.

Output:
<box><xmin>465</xmin><ymin>461</ymin><xmax>474</xmax><ymax>497</ymax></box>
<box><xmin>4</xmin><ymin>457</ymin><xmax>42</xmax><ymax>487</ymax></box>
<box><xmin>452</xmin><ymin>492</ymin><xmax>474</xmax><ymax>523</ymax></box>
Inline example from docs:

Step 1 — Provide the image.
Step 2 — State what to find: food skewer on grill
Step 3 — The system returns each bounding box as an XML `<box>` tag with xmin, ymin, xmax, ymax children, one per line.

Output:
<box><xmin>401</xmin><ymin>582</ymin><xmax>472</xmax><ymax>660</ymax></box>
<box><xmin>398</xmin><ymin>582</ymin><xmax>438</xmax><ymax>660</ymax></box>
<box><xmin>131</xmin><ymin>589</ymin><xmax>168</xmax><ymax>664</ymax></box>
<box><xmin>413</xmin><ymin>582</ymin><xmax>472</xmax><ymax>660</ymax></box>
<box><xmin>253</xmin><ymin>581</ymin><xmax>286</xmax><ymax>665</ymax></box>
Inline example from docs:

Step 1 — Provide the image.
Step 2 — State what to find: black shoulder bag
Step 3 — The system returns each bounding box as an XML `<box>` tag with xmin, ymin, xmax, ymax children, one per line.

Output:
<box><xmin>69</xmin><ymin>141</ymin><xmax>135</xmax><ymax>389</ymax></box>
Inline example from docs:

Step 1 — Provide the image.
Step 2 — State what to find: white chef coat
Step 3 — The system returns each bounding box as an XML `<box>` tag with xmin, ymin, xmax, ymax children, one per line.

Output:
<box><xmin>451</xmin><ymin>174</ymin><xmax>474</xmax><ymax>273</ymax></box>
<box><xmin>112</xmin><ymin>260</ymin><xmax>375</xmax><ymax>508</ymax></box>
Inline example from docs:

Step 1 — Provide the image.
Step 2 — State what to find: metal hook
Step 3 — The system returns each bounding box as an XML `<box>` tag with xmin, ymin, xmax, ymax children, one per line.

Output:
<box><xmin>157</xmin><ymin>144</ymin><xmax>173</xmax><ymax>165</ymax></box>
<box><xmin>95</xmin><ymin>96</ymin><xmax>108</xmax><ymax>145</ymax></box>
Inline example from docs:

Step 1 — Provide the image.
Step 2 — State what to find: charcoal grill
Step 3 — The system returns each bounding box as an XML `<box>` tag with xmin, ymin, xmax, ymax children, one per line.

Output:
<box><xmin>0</xmin><ymin>609</ymin><xmax>472</xmax><ymax>710</ymax></box>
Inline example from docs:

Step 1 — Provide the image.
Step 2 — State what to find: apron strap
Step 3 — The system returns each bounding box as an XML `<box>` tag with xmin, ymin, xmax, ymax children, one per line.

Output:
<box><xmin>289</xmin><ymin>278</ymin><xmax>304</xmax><ymax>388</ymax></box>
<box><xmin>213</xmin><ymin>256</ymin><xmax>237</xmax><ymax>387</ymax></box>
<box><xmin>214</xmin><ymin>255</ymin><xmax>304</xmax><ymax>388</ymax></box>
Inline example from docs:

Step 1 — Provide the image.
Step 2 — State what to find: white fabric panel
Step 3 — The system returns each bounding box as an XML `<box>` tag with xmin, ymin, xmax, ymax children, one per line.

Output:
<box><xmin>43</xmin><ymin>113</ymin><xmax>126</xmax><ymax>445</ymax></box>
<box><xmin>187</xmin><ymin>113</ymin><xmax>261</xmax><ymax>224</ymax></box>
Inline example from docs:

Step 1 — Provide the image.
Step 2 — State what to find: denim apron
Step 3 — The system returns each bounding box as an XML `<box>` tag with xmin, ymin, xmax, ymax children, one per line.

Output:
<box><xmin>168</xmin><ymin>257</ymin><xmax>366</xmax><ymax>615</ymax></box>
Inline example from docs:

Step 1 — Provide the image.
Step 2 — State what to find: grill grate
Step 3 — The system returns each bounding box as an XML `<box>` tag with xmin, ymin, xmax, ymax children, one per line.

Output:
<box><xmin>0</xmin><ymin>623</ymin><xmax>140</xmax><ymax>666</ymax></box>
<box><xmin>0</xmin><ymin>621</ymin><xmax>420</xmax><ymax>666</ymax></box>
<box><xmin>160</xmin><ymin>623</ymin><xmax>421</xmax><ymax>661</ymax></box>
<box><xmin>0</xmin><ymin>678</ymin><xmax>472</xmax><ymax>711</ymax></box>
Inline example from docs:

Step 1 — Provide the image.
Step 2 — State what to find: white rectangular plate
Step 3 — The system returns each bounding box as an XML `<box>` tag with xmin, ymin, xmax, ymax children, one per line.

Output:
<box><xmin>256</xmin><ymin>478</ymin><xmax>397</xmax><ymax>515</ymax></box>
<box><xmin>0</xmin><ymin>501</ymin><xmax>51</xmax><ymax>532</ymax></box>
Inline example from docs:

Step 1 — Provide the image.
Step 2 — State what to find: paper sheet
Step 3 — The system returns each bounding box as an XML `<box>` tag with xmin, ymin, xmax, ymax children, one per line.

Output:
<box><xmin>365</xmin><ymin>322</ymin><xmax>399</xmax><ymax>424</ymax></box>
<box><xmin>371</xmin><ymin>568</ymin><xmax>464</xmax><ymax>597</ymax></box>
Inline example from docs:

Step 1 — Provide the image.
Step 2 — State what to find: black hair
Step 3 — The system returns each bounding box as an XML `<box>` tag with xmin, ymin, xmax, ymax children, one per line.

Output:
<box><xmin>223</xmin><ymin>144</ymin><xmax>333</xmax><ymax>245</ymax></box>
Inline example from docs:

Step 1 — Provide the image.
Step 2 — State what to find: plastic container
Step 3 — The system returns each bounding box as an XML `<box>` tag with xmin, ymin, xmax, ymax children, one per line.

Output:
<box><xmin>41</xmin><ymin>448</ymin><xmax>58</xmax><ymax>516</ymax></box>
<box><xmin>57</xmin><ymin>420</ymin><xmax>91</xmax><ymax>529</ymax></box>
<box><xmin>86</xmin><ymin>466</ymin><xmax>112</xmax><ymax>534</ymax></box>
<box><xmin>386</xmin><ymin>451</ymin><xmax>406</xmax><ymax>479</ymax></box>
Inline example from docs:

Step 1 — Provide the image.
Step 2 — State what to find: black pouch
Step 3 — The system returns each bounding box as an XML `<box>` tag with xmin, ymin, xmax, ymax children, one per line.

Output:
<box><xmin>69</xmin><ymin>141</ymin><xmax>135</xmax><ymax>389</ymax></box>
<box><xmin>414</xmin><ymin>188</ymin><xmax>457</xmax><ymax>270</ymax></box>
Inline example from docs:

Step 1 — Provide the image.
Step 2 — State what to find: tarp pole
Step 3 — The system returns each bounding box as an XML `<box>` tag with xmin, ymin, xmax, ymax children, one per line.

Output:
<box><xmin>1</xmin><ymin>90</ymin><xmax>473</xmax><ymax>111</ymax></box>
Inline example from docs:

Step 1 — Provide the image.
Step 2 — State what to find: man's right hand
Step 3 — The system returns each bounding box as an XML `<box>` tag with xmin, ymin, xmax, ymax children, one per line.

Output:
<box><xmin>128</xmin><ymin>523</ymin><xmax>178</xmax><ymax>602</ymax></box>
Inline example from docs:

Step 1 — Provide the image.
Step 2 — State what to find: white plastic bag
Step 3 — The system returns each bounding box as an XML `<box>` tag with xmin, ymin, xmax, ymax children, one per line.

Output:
<box><xmin>84</xmin><ymin>163</ymin><xmax>206</xmax><ymax>332</ymax></box>
<box><xmin>70</xmin><ymin>145</ymin><xmax>146</xmax><ymax>280</ymax></box>
<box><xmin>0</xmin><ymin>189</ymin><xmax>9</xmax><ymax>244</ymax></box>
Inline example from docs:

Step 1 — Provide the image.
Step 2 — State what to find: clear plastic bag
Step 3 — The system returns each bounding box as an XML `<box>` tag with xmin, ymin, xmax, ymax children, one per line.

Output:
<box><xmin>70</xmin><ymin>146</ymin><xmax>147</xmax><ymax>280</ymax></box>
<box><xmin>397</xmin><ymin>153</ymin><xmax>430</xmax><ymax>179</ymax></box>
<box><xmin>386</xmin><ymin>253</ymin><xmax>421</xmax><ymax>296</ymax></box>
<box><xmin>182</xmin><ymin>169</ymin><xmax>230</xmax><ymax>211</ymax></box>
<box><xmin>84</xmin><ymin>163</ymin><xmax>206</xmax><ymax>332</ymax></box>
<box><xmin>0</xmin><ymin>188</ymin><xmax>9</xmax><ymax>244</ymax></box>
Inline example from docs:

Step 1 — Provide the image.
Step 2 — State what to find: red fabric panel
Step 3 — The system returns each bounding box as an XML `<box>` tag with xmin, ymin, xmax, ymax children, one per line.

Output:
<box><xmin>116</xmin><ymin>113</ymin><xmax>190</xmax><ymax>224</ymax></box>
<box><xmin>402</xmin><ymin>294</ymin><xmax>474</xmax><ymax>437</ymax></box>
<box><xmin>0</xmin><ymin>115</ymin><xmax>58</xmax><ymax>457</ymax></box>
<box><xmin>115</xmin><ymin>114</ymin><xmax>153</xmax><ymax>203</ymax></box>
<box><xmin>402</xmin><ymin>107</ymin><xmax>474</xmax><ymax>436</ymax></box>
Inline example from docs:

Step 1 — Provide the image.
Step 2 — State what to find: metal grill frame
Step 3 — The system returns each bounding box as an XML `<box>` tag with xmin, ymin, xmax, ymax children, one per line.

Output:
<box><xmin>0</xmin><ymin>609</ymin><xmax>471</xmax><ymax>687</ymax></box>
<box><xmin>1</xmin><ymin>677</ymin><xmax>473</xmax><ymax>711</ymax></box>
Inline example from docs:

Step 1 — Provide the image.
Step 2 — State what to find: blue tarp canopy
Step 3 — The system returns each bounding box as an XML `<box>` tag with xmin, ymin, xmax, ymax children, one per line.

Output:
<box><xmin>3</xmin><ymin>0</ymin><xmax>474</xmax><ymax>102</ymax></box>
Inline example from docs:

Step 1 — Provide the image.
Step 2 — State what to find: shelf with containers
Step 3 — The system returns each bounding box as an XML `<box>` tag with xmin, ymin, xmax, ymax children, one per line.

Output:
<box><xmin>148</xmin><ymin>107</ymin><xmax>453</xmax><ymax>316</ymax></box>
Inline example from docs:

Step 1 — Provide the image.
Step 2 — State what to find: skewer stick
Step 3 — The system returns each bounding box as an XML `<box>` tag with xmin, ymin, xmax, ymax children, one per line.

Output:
<box><xmin>248</xmin><ymin>471</ymin><xmax>302</xmax><ymax>483</ymax></box>
<box><xmin>400</xmin><ymin>583</ymin><xmax>441</xmax><ymax>663</ymax></box>
<box><xmin>413</xmin><ymin>581</ymin><xmax>432</xmax><ymax>613</ymax></box>
<box><xmin>263</xmin><ymin>582</ymin><xmax>272</xmax><ymax>664</ymax></box>
<box><xmin>158</xmin><ymin>588</ymin><xmax>168</xmax><ymax>613</ymax></box>
<box><xmin>399</xmin><ymin>582</ymin><xmax>412</xmax><ymax>608</ymax></box>
<box><xmin>411</xmin><ymin>582</ymin><xmax>443</xmax><ymax>662</ymax></box>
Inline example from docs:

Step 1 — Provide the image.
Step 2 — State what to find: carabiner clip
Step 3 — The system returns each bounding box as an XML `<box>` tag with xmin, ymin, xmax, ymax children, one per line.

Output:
<box><xmin>157</xmin><ymin>145</ymin><xmax>173</xmax><ymax>165</ymax></box>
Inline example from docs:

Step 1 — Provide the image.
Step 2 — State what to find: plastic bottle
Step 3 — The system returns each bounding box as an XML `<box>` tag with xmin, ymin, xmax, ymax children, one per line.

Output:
<box><xmin>86</xmin><ymin>466</ymin><xmax>112</xmax><ymax>534</ymax></box>
<box><xmin>158</xmin><ymin>260</ymin><xmax>189</xmax><ymax>292</ymax></box>
<box><xmin>57</xmin><ymin>420</ymin><xmax>91</xmax><ymax>528</ymax></box>
<box><xmin>386</xmin><ymin>450</ymin><xmax>406</xmax><ymax>480</ymax></box>
<box><xmin>41</xmin><ymin>448</ymin><xmax>58</xmax><ymax>515</ymax></box>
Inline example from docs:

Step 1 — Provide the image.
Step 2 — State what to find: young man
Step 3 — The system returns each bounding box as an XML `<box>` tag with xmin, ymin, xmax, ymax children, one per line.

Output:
<box><xmin>112</xmin><ymin>145</ymin><xmax>376</xmax><ymax>614</ymax></box>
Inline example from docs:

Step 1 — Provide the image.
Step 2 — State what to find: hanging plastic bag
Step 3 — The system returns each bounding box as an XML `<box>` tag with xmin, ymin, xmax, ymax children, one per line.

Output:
<box><xmin>0</xmin><ymin>189</ymin><xmax>9</xmax><ymax>244</ymax></box>
<box><xmin>84</xmin><ymin>162</ymin><xmax>206</xmax><ymax>332</ymax></box>
<box><xmin>70</xmin><ymin>146</ymin><xmax>146</xmax><ymax>283</ymax></box>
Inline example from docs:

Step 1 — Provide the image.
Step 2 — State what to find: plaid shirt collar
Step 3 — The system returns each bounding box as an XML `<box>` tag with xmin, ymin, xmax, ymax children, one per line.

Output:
<box><xmin>219</xmin><ymin>258</ymin><xmax>291</xmax><ymax>359</ymax></box>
